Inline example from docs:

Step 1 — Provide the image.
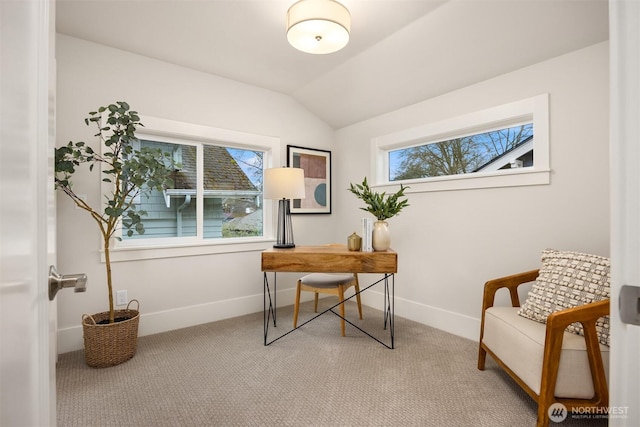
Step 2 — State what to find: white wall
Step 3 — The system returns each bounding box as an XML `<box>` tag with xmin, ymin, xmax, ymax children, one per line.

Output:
<box><xmin>55</xmin><ymin>35</ymin><xmax>336</xmax><ymax>352</ymax></box>
<box><xmin>334</xmin><ymin>42</ymin><xmax>610</xmax><ymax>340</ymax></box>
<box><xmin>56</xmin><ymin>35</ymin><xmax>609</xmax><ymax>352</ymax></box>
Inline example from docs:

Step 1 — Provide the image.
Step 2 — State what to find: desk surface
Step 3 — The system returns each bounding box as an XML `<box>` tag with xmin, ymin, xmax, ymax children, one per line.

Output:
<box><xmin>261</xmin><ymin>245</ymin><xmax>397</xmax><ymax>273</ymax></box>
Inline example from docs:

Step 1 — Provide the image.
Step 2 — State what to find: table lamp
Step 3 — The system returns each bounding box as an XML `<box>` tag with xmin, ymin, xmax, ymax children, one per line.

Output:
<box><xmin>264</xmin><ymin>167</ymin><xmax>306</xmax><ymax>248</ymax></box>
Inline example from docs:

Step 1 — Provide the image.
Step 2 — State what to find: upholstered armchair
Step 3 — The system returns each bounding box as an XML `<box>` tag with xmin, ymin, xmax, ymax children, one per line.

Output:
<box><xmin>477</xmin><ymin>250</ymin><xmax>610</xmax><ymax>427</ymax></box>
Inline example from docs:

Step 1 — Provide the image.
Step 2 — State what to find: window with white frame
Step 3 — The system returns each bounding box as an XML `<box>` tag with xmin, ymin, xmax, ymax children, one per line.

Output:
<box><xmin>106</xmin><ymin>116</ymin><xmax>279</xmax><ymax>261</ymax></box>
<box><xmin>373</xmin><ymin>94</ymin><xmax>550</xmax><ymax>192</ymax></box>
<box><xmin>122</xmin><ymin>140</ymin><xmax>264</xmax><ymax>240</ymax></box>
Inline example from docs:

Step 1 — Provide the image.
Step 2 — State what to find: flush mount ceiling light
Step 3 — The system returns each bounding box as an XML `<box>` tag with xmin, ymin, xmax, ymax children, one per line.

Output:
<box><xmin>286</xmin><ymin>0</ymin><xmax>351</xmax><ymax>54</ymax></box>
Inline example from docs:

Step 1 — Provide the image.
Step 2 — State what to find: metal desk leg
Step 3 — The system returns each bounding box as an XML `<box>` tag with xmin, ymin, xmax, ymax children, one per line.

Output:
<box><xmin>382</xmin><ymin>274</ymin><xmax>395</xmax><ymax>349</ymax></box>
<box><xmin>334</xmin><ymin>273</ymin><xmax>395</xmax><ymax>349</ymax></box>
<box><xmin>263</xmin><ymin>272</ymin><xmax>277</xmax><ymax>346</ymax></box>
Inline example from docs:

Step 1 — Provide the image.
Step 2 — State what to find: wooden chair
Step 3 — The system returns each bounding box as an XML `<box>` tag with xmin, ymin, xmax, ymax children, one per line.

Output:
<box><xmin>477</xmin><ymin>270</ymin><xmax>609</xmax><ymax>427</ymax></box>
<box><xmin>293</xmin><ymin>272</ymin><xmax>363</xmax><ymax>337</ymax></box>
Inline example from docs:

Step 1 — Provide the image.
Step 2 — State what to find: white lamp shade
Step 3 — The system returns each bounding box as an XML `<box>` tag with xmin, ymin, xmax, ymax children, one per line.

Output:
<box><xmin>264</xmin><ymin>167</ymin><xmax>306</xmax><ymax>200</ymax></box>
<box><xmin>286</xmin><ymin>0</ymin><xmax>351</xmax><ymax>54</ymax></box>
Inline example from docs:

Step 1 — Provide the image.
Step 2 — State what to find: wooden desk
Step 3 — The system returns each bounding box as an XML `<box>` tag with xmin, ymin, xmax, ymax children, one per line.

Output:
<box><xmin>262</xmin><ymin>245</ymin><xmax>397</xmax><ymax>273</ymax></box>
<box><xmin>261</xmin><ymin>245</ymin><xmax>397</xmax><ymax>348</ymax></box>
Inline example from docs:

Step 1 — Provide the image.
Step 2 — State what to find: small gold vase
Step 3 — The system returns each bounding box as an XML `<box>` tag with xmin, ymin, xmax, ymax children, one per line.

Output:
<box><xmin>347</xmin><ymin>232</ymin><xmax>362</xmax><ymax>251</ymax></box>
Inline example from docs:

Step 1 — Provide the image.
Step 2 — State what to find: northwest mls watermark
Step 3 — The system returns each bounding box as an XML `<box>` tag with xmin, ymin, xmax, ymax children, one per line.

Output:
<box><xmin>548</xmin><ymin>403</ymin><xmax>629</xmax><ymax>423</ymax></box>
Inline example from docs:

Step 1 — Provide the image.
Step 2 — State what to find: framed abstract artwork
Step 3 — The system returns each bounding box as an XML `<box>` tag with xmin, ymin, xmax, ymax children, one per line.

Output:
<box><xmin>287</xmin><ymin>145</ymin><xmax>331</xmax><ymax>214</ymax></box>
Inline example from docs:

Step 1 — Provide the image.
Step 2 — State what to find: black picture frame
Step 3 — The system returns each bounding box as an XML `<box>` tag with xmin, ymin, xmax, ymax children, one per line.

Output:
<box><xmin>287</xmin><ymin>145</ymin><xmax>332</xmax><ymax>214</ymax></box>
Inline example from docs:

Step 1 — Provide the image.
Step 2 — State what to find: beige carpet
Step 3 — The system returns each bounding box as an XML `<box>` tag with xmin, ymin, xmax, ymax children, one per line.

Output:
<box><xmin>56</xmin><ymin>301</ymin><xmax>608</xmax><ymax>427</ymax></box>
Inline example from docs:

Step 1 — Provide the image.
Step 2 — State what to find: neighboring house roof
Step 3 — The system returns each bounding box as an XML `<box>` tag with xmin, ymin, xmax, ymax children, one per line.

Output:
<box><xmin>225</xmin><ymin>209</ymin><xmax>263</xmax><ymax>232</ymax></box>
<box><xmin>171</xmin><ymin>145</ymin><xmax>257</xmax><ymax>191</ymax></box>
<box><xmin>473</xmin><ymin>136</ymin><xmax>534</xmax><ymax>172</ymax></box>
<box><xmin>163</xmin><ymin>145</ymin><xmax>260</xmax><ymax>207</ymax></box>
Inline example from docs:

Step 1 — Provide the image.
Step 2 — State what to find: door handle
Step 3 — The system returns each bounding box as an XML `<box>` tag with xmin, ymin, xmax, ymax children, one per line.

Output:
<box><xmin>620</xmin><ymin>285</ymin><xmax>640</xmax><ymax>326</ymax></box>
<box><xmin>48</xmin><ymin>265</ymin><xmax>87</xmax><ymax>301</ymax></box>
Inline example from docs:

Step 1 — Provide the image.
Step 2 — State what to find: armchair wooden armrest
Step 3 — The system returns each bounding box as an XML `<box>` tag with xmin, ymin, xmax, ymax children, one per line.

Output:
<box><xmin>539</xmin><ymin>299</ymin><xmax>610</xmax><ymax>424</ymax></box>
<box><xmin>478</xmin><ymin>269</ymin><xmax>539</xmax><ymax>370</ymax></box>
<box><xmin>481</xmin><ymin>269</ymin><xmax>540</xmax><ymax>311</ymax></box>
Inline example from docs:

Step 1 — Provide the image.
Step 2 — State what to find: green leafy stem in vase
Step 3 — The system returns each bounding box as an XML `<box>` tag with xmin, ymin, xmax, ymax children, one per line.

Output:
<box><xmin>348</xmin><ymin>177</ymin><xmax>409</xmax><ymax>221</ymax></box>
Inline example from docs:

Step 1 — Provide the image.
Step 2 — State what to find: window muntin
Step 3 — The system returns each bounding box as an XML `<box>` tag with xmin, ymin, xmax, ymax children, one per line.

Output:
<box><xmin>389</xmin><ymin>123</ymin><xmax>533</xmax><ymax>181</ymax></box>
<box><xmin>372</xmin><ymin>94</ymin><xmax>549</xmax><ymax>192</ymax></box>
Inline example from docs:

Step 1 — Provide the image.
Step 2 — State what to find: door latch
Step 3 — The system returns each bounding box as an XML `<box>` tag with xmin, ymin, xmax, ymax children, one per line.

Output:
<box><xmin>619</xmin><ymin>285</ymin><xmax>640</xmax><ymax>326</ymax></box>
<box><xmin>48</xmin><ymin>265</ymin><xmax>87</xmax><ymax>301</ymax></box>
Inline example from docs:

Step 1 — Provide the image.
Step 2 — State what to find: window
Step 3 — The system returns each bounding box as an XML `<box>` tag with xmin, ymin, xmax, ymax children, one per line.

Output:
<box><xmin>373</xmin><ymin>94</ymin><xmax>549</xmax><ymax>192</ymax></box>
<box><xmin>389</xmin><ymin>123</ymin><xmax>533</xmax><ymax>180</ymax></box>
<box><xmin>123</xmin><ymin>141</ymin><xmax>263</xmax><ymax>240</ymax></box>
<box><xmin>106</xmin><ymin>116</ymin><xmax>280</xmax><ymax>261</ymax></box>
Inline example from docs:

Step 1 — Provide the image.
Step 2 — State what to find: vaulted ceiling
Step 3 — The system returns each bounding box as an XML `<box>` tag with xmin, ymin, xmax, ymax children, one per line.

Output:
<box><xmin>56</xmin><ymin>0</ymin><xmax>609</xmax><ymax>129</ymax></box>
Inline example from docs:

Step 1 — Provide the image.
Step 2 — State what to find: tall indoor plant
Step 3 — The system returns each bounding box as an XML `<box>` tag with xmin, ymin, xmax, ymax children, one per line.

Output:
<box><xmin>55</xmin><ymin>101</ymin><xmax>175</xmax><ymax>367</ymax></box>
<box><xmin>348</xmin><ymin>177</ymin><xmax>409</xmax><ymax>251</ymax></box>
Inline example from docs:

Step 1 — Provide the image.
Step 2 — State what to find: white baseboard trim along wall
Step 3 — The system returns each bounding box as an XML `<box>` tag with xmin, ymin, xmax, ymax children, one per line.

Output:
<box><xmin>58</xmin><ymin>286</ymin><xmax>479</xmax><ymax>353</ymax></box>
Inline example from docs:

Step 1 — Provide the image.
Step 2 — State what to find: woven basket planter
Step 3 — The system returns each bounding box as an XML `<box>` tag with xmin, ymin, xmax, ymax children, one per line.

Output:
<box><xmin>82</xmin><ymin>299</ymin><xmax>140</xmax><ymax>368</ymax></box>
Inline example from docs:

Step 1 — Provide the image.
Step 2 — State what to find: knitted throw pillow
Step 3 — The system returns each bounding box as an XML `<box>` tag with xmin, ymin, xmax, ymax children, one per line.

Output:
<box><xmin>517</xmin><ymin>249</ymin><xmax>610</xmax><ymax>346</ymax></box>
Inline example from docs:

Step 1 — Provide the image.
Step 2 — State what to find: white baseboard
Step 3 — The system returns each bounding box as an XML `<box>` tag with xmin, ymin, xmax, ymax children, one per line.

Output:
<box><xmin>359</xmin><ymin>290</ymin><xmax>480</xmax><ymax>342</ymax></box>
<box><xmin>57</xmin><ymin>287</ymin><xmax>480</xmax><ymax>354</ymax></box>
<box><xmin>57</xmin><ymin>287</ymin><xmax>307</xmax><ymax>354</ymax></box>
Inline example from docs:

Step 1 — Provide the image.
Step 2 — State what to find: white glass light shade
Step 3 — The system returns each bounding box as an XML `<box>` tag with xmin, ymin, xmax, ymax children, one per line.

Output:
<box><xmin>286</xmin><ymin>0</ymin><xmax>351</xmax><ymax>54</ymax></box>
<box><xmin>264</xmin><ymin>167</ymin><xmax>306</xmax><ymax>200</ymax></box>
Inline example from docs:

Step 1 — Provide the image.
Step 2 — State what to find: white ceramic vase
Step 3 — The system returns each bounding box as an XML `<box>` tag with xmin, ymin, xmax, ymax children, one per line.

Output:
<box><xmin>372</xmin><ymin>220</ymin><xmax>391</xmax><ymax>251</ymax></box>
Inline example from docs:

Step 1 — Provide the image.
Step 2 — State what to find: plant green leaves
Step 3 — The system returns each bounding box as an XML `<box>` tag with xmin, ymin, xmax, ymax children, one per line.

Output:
<box><xmin>53</xmin><ymin>101</ymin><xmax>175</xmax><ymax>240</ymax></box>
<box><xmin>348</xmin><ymin>177</ymin><xmax>409</xmax><ymax>221</ymax></box>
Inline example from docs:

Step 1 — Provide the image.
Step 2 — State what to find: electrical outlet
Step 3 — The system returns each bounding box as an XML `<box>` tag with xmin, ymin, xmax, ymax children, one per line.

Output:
<box><xmin>116</xmin><ymin>290</ymin><xmax>128</xmax><ymax>306</ymax></box>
